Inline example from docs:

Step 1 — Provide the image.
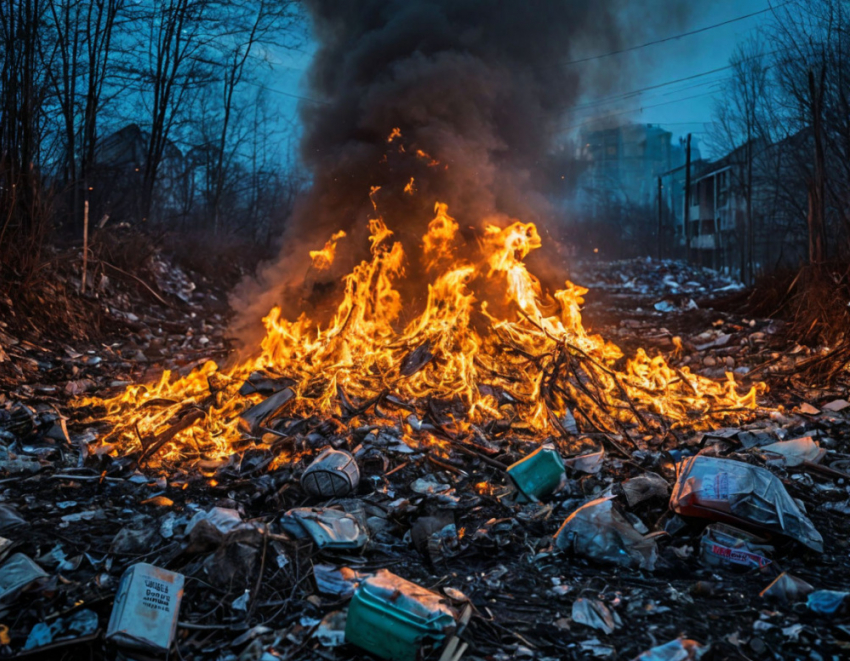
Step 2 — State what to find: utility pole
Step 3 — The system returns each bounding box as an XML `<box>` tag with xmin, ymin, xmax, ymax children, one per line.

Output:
<box><xmin>683</xmin><ymin>134</ymin><xmax>692</xmax><ymax>262</ymax></box>
<box><xmin>657</xmin><ymin>176</ymin><xmax>663</xmax><ymax>260</ymax></box>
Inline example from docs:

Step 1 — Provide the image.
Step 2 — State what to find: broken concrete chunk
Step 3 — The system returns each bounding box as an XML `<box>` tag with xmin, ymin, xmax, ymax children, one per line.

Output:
<box><xmin>822</xmin><ymin>399</ymin><xmax>850</xmax><ymax>412</ymax></box>
<box><xmin>106</xmin><ymin>563</ymin><xmax>184</xmax><ymax>654</ymax></box>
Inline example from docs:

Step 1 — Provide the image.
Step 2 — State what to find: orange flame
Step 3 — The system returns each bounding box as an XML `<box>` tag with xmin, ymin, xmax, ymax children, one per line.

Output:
<box><xmin>416</xmin><ymin>149</ymin><xmax>440</xmax><ymax>167</ymax></box>
<box><xmin>78</xmin><ymin>193</ymin><xmax>764</xmax><ymax>465</ymax></box>
<box><xmin>309</xmin><ymin>230</ymin><xmax>347</xmax><ymax>271</ymax></box>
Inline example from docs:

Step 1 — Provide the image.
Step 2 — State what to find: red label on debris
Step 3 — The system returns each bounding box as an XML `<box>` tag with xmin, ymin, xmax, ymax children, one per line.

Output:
<box><xmin>708</xmin><ymin>543</ymin><xmax>770</xmax><ymax>568</ymax></box>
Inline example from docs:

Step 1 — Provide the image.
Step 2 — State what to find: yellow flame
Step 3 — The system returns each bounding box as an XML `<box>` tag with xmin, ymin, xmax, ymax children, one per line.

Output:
<box><xmin>309</xmin><ymin>230</ymin><xmax>347</xmax><ymax>271</ymax></box>
<box><xmin>78</xmin><ymin>194</ymin><xmax>764</xmax><ymax>465</ymax></box>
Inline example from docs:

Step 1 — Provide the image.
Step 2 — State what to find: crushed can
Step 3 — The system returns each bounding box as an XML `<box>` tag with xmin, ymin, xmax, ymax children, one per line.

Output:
<box><xmin>301</xmin><ymin>448</ymin><xmax>360</xmax><ymax>498</ymax></box>
<box><xmin>506</xmin><ymin>445</ymin><xmax>565</xmax><ymax>502</ymax></box>
<box><xmin>699</xmin><ymin>523</ymin><xmax>773</xmax><ymax>570</ymax></box>
<box><xmin>106</xmin><ymin>563</ymin><xmax>184</xmax><ymax>654</ymax></box>
<box><xmin>670</xmin><ymin>455</ymin><xmax>823</xmax><ymax>552</ymax></box>
<box><xmin>344</xmin><ymin>569</ymin><xmax>456</xmax><ymax>661</ymax></box>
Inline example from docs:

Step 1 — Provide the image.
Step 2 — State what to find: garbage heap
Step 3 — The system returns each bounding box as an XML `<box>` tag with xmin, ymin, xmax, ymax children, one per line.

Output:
<box><xmin>1</xmin><ymin>256</ymin><xmax>849</xmax><ymax>659</ymax></box>
<box><xmin>2</xmin><ymin>391</ymin><xmax>850</xmax><ymax>659</ymax></box>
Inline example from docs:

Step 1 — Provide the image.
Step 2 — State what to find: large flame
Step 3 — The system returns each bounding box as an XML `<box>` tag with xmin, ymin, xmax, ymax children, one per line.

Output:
<box><xmin>79</xmin><ymin>136</ymin><xmax>764</xmax><ymax>466</ymax></box>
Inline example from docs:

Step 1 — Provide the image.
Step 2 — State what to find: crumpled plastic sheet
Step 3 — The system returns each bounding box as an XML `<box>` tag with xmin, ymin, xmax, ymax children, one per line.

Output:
<box><xmin>759</xmin><ymin>572</ymin><xmax>814</xmax><ymax>603</ymax></box>
<box><xmin>760</xmin><ymin>436</ymin><xmax>826</xmax><ymax>467</ymax></box>
<box><xmin>23</xmin><ymin>609</ymin><xmax>98</xmax><ymax>650</ymax></box>
<box><xmin>280</xmin><ymin>507</ymin><xmax>368</xmax><ymax>549</ymax></box>
<box><xmin>632</xmin><ymin>637</ymin><xmax>706</xmax><ymax>661</ymax></box>
<box><xmin>807</xmin><ymin>590</ymin><xmax>849</xmax><ymax>615</ymax></box>
<box><xmin>670</xmin><ymin>456</ymin><xmax>823</xmax><ymax>552</ymax></box>
<box><xmin>555</xmin><ymin>496</ymin><xmax>657</xmax><ymax>570</ymax></box>
<box><xmin>571</xmin><ymin>598</ymin><xmax>619</xmax><ymax>634</ymax></box>
<box><xmin>0</xmin><ymin>553</ymin><xmax>48</xmax><ymax>602</ymax></box>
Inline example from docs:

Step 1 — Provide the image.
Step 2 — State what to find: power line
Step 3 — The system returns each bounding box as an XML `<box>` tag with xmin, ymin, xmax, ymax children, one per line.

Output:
<box><xmin>555</xmin><ymin>3</ymin><xmax>787</xmax><ymax>67</ymax></box>
<box><xmin>559</xmin><ymin>45</ymin><xmax>787</xmax><ymax>122</ymax></box>
<box><xmin>554</xmin><ymin>90</ymin><xmax>719</xmax><ymax>134</ymax></box>
<box><xmin>569</xmin><ymin>66</ymin><xmax>732</xmax><ymax>112</ymax></box>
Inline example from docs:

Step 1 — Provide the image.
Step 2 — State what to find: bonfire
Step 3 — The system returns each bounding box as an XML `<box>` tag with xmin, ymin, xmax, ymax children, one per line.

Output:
<box><xmin>77</xmin><ymin>131</ymin><xmax>765</xmax><ymax>470</ymax></box>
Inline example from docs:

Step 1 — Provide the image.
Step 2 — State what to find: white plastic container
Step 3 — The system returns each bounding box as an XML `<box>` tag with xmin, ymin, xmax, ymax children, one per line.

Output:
<box><xmin>106</xmin><ymin>563</ymin><xmax>184</xmax><ymax>653</ymax></box>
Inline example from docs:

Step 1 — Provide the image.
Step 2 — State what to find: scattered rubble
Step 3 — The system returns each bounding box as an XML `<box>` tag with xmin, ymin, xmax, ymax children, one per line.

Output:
<box><xmin>0</xmin><ymin>257</ymin><xmax>849</xmax><ymax>659</ymax></box>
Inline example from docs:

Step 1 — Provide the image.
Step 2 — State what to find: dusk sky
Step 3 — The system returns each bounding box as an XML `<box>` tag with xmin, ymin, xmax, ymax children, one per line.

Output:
<box><xmin>268</xmin><ymin>0</ymin><xmax>776</xmax><ymax>158</ymax></box>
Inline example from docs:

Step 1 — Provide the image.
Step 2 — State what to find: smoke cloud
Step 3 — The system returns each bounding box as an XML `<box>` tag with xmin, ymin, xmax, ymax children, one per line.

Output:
<box><xmin>231</xmin><ymin>0</ymin><xmax>693</xmax><ymax>345</ymax></box>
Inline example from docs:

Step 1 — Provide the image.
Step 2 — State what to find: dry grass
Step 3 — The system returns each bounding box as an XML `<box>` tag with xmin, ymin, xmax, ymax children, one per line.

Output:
<box><xmin>748</xmin><ymin>262</ymin><xmax>850</xmax><ymax>346</ymax></box>
<box><xmin>747</xmin><ymin>262</ymin><xmax>850</xmax><ymax>386</ymax></box>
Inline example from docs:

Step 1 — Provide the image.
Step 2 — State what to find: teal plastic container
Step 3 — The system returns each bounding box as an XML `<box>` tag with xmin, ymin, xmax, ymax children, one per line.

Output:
<box><xmin>344</xmin><ymin>570</ymin><xmax>456</xmax><ymax>661</ymax></box>
<box><xmin>507</xmin><ymin>446</ymin><xmax>565</xmax><ymax>502</ymax></box>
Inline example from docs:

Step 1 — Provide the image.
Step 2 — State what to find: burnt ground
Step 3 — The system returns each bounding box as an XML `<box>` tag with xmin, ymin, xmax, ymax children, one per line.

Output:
<box><xmin>1</xmin><ymin>255</ymin><xmax>849</xmax><ymax>661</ymax></box>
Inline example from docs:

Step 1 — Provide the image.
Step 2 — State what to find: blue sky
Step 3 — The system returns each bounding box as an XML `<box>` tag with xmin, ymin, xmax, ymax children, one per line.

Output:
<box><xmin>560</xmin><ymin>0</ymin><xmax>775</xmax><ymax>151</ymax></box>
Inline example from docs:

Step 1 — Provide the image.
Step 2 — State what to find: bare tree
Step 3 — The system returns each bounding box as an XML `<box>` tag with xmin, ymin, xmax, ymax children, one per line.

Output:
<box><xmin>770</xmin><ymin>0</ymin><xmax>850</xmax><ymax>261</ymax></box>
<box><xmin>125</xmin><ymin>0</ymin><xmax>221</xmax><ymax>223</ymax></box>
<box><xmin>709</xmin><ymin>36</ymin><xmax>771</xmax><ymax>284</ymax></box>
<box><xmin>0</xmin><ymin>0</ymin><xmax>53</xmax><ymax>274</ymax></box>
<box><xmin>40</xmin><ymin>0</ymin><xmax>124</xmax><ymax>230</ymax></box>
<box><xmin>206</xmin><ymin>0</ymin><xmax>299</xmax><ymax>234</ymax></box>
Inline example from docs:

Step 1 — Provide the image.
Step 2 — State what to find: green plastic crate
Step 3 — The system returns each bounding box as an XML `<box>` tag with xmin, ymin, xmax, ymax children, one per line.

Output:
<box><xmin>507</xmin><ymin>446</ymin><xmax>565</xmax><ymax>502</ymax></box>
<box><xmin>345</xmin><ymin>570</ymin><xmax>456</xmax><ymax>661</ymax></box>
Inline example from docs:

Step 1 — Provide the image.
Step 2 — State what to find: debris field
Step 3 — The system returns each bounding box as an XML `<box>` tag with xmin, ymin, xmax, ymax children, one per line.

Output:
<box><xmin>1</xmin><ymin>254</ymin><xmax>849</xmax><ymax>661</ymax></box>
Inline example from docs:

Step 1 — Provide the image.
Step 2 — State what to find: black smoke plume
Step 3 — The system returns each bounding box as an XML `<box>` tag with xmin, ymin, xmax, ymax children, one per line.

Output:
<box><xmin>231</xmin><ymin>0</ymin><xmax>691</xmax><ymax>344</ymax></box>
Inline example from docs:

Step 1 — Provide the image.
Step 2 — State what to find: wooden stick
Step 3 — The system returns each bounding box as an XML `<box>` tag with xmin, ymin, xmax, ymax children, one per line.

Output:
<box><xmin>138</xmin><ymin>409</ymin><xmax>206</xmax><ymax>466</ymax></box>
<box><xmin>81</xmin><ymin>199</ymin><xmax>89</xmax><ymax>293</ymax></box>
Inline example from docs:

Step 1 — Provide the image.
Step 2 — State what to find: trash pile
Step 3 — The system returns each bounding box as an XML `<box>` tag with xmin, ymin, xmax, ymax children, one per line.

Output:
<box><xmin>2</xmin><ymin>258</ymin><xmax>850</xmax><ymax>660</ymax></box>
<box><xmin>576</xmin><ymin>257</ymin><xmax>744</xmax><ymax>301</ymax></box>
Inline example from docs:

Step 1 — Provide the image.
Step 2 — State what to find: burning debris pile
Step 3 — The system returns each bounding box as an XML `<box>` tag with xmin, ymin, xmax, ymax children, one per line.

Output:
<box><xmin>75</xmin><ymin>185</ymin><xmax>763</xmax><ymax>470</ymax></box>
<box><xmin>2</xmin><ymin>0</ymin><xmax>850</xmax><ymax>657</ymax></box>
<box><xmin>3</xmin><ymin>245</ymin><xmax>850</xmax><ymax>659</ymax></box>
